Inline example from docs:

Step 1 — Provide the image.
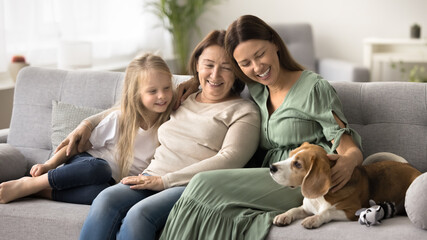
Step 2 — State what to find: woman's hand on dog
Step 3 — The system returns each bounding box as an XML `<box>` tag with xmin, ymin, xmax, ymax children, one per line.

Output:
<box><xmin>121</xmin><ymin>175</ymin><xmax>165</xmax><ymax>191</ymax></box>
<box><xmin>328</xmin><ymin>120</ymin><xmax>363</xmax><ymax>193</ymax></box>
<box><xmin>328</xmin><ymin>153</ymin><xmax>359</xmax><ymax>193</ymax></box>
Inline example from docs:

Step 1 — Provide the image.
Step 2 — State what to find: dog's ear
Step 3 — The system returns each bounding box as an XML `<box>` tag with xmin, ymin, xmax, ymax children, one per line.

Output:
<box><xmin>301</xmin><ymin>154</ymin><xmax>331</xmax><ymax>198</ymax></box>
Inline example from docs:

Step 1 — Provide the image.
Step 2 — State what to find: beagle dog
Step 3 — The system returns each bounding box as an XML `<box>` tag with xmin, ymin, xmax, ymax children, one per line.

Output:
<box><xmin>269</xmin><ymin>142</ymin><xmax>421</xmax><ymax>229</ymax></box>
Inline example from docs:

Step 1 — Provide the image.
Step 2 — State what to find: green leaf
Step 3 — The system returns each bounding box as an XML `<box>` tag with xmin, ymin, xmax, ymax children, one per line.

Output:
<box><xmin>147</xmin><ymin>0</ymin><xmax>222</xmax><ymax>74</ymax></box>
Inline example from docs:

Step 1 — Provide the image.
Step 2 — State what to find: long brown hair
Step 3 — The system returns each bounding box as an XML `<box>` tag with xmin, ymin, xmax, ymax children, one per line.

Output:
<box><xmin>225</xmin><ymin>15</ymin><xmax>304</xmax><ymax>83</ymax></box>
<box><xmin>117</xmin><ymin>53</ymin><xmax>175</xmax><ymax>179</ymax></box>
<box><xmin>188</xmin><ymin>30</ymin><xmax>245</xmax><ymax>95</ymax></box>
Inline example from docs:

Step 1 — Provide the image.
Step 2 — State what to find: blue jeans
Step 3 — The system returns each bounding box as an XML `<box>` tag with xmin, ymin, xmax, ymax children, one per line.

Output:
<box><xmin>48</xmin><ymin>152</ymin><xmax>113</xmax><ymax>204</ymax></box>
<box><xmin>79</xmin><ymin>182</ymin><xmax>186</xmax><ymax>240</ymax></box>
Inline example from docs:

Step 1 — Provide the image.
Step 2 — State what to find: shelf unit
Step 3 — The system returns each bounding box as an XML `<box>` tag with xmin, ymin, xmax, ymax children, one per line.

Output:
<box><xmin>363</xmin><ymin>38</ymin><xmax>427</xmax><ymax>81</ymax></box>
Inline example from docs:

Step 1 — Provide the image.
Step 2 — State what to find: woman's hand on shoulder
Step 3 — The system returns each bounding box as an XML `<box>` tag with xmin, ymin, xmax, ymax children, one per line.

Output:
<box><xmin>121</xmin><ymin>174</ymin><xmax>165</xmax><ymax>191</ymax></box>
<box><xmin>55</xmin><ymin>120</ymin><xmax>93</xmax><ymax>156</ymax></box>
<box><xmin>174</xmin><ymin>77</ymin><xmax>199</xmax><ymax>110</ymax></box>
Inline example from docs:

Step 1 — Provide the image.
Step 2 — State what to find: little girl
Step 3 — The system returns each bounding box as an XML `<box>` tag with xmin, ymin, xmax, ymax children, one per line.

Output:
<box><xmin>0</xmin><ymin>53</ymin><xmax>175</xmax><ymax>204</ymax></box>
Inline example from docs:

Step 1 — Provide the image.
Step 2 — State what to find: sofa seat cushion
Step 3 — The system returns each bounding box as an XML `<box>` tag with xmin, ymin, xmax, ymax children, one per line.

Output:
<box><xmin>0</xmin><ymin>198</ymin><xmax>90</xmax><ymax>239</ymax></box>
<box><xmin>405</xmin><ymin>172</ymin><xmax>427</xmax><ymax>230</ymax></box>
<box><xmin>266</xmin><ymin>216</ymin><xmax>425</xmax><ymax>240</ymax></box>
<box><xmin>0</xmin><ymin>144</ymin><xmax>26</xmax><ymax>182</ymax></box>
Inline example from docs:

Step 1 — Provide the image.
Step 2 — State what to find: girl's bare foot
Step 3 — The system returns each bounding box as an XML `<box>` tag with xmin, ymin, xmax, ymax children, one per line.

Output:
<box><xmin>0</xmin><ymin>175</ymin><xmax>49</xmax><ymax>203</ymax></box>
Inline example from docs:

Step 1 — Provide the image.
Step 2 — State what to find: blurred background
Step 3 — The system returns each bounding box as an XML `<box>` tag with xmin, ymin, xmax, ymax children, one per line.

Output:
<box><xmin>0</xmin><ymin>0</ymin><xmax>426</xmax><ymax>128</ymax></box>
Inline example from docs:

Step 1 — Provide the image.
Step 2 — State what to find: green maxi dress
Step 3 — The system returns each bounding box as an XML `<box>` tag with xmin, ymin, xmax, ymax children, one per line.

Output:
<box><xmin>160</xmin><ymin>71</ymin><xmax>362</xmax><ymax>240</ymax></box>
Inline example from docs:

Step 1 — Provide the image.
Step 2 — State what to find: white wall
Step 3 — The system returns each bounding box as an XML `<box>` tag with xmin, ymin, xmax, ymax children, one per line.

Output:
<box><xmin>193</xmin><ymin>0</ymin><xmax>427</xmax><ymax>66</ymax></box>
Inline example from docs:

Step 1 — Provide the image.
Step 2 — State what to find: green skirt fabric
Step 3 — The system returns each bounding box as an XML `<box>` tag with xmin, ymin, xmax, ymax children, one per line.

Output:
<box><xmin>160</xmin><ymin>168</ymin><xmax>303</xmax><ymax>240</ymax></box>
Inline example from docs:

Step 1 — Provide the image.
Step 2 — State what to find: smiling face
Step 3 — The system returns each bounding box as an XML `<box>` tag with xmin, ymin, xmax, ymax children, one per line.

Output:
<box><xmin>196</xmin><ymin>45</ymin><xmax>236</xmax><ymax>103</ymax></box>
<box><xmin>139</xmin><ymin>69</ymin><xmax>173</xmax><ymax>114</ymax></box>
<box><xmin>233</xmin><ymin>39</ymin><xmax>281</xmax><ymax>87</ymax></box>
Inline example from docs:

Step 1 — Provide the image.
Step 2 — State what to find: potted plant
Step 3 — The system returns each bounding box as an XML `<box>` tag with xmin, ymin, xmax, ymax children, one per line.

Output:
<box><xmin>8</xmin><ymin>55</ymin><xmax>30</xmax><ymax>82</ymax></box>
<box><xmin>149</xmin><ymin>0</ymin><xmax>220</xmax><ymax>74</ymax></box>
<box><xmin>408</xmin><ymin>65</ymin><xmax>427</xmax><ymax>82</ymax></box>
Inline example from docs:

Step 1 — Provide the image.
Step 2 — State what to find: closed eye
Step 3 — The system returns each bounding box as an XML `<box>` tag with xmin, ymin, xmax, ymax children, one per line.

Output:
<box><xmin>238</xmin><ymin>61</ymin><xmax>250</xmax><ymax>67</ymax></box>
<box><xmin>256</xmin><ymin>51</ymin><xmax>265</xmax><ymax>58</ymax></box>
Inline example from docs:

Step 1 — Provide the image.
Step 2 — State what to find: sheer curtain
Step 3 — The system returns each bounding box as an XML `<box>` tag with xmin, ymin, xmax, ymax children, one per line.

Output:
<box><xmin>0</xmin><ymin>0</ymin><xmax>173</xmax><ymax>72</ymax></box>
<box><xmin>0</xmin><ymin>0</ymin><xmax>7</xmax><ymax>71</ymax></box>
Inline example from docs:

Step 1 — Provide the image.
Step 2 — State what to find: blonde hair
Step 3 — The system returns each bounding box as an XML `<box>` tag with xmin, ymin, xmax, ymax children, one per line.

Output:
<box><xmin>116</xmin><ymin>53</ymin><xmax>175</xmax><ymax>179</ymax></box>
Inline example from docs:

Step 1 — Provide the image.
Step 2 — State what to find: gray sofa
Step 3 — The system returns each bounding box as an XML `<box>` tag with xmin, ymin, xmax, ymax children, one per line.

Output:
<box><xmin>1</xmin><ymin>66</ymin><xmax>426</xmax><ymax>240</ymax></box>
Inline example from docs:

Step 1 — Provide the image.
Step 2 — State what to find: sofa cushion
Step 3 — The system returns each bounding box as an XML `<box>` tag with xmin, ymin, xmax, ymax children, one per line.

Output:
<box><xmin>0</xmin><ymin>144</ymin><xmax>26</xmax><ymax>182</ymax></box>
<box><xmin>0</xmin><ymin>129</ymin><xmax>8</xmax><ymax>143</ymax></box>
<box><xmin>405</xmin><ymin>172</ymin><xmax>427</xmax><ymax>230</ymax></box>
<box><xmin>0</xmin><ymin>198</ymin><xmax>90</xmax><ymax>239</ymax></box>
<box><xmin>51</xmin><ymin>101</ymin><xmax>103</xmax><ymax>153</ymax></box>
<box><xmin>330</xmin><ymin>82</ymin><xmax>427</xmax><ymax>173</ymax></box>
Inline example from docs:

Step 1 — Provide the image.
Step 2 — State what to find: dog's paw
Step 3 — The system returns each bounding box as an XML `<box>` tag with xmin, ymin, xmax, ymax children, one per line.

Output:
<box><xmin>301</xmin><ymin>215</ymin><xmax>323</xmax><ymax>229</ymax></box>
<box><xmin>273</xmin><ymin>213</ymin><xmax>293</xmax><ymax>226</ymax></box>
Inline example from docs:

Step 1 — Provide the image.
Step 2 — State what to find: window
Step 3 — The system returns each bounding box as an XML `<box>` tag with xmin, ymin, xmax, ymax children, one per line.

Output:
<box><xmin>0</xmin><ymin>0</ymin><xmax>173</xmax><ymax>72</ymax></box>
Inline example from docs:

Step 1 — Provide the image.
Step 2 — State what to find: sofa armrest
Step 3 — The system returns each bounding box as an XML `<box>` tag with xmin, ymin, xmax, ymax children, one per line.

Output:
<box><xmin>0</xmin><ymin>144</ymin><xmax>27</xmax><ymax>182</ymax></box>
<box><xmin>0</xmin><ymin>128</ymin><xmax>9</xmax><ymax>143</ymax></box>
<box><xmin>317</xmin><ymin>58</ymin><xmax>370</xmax><ymax>82</ymax></box>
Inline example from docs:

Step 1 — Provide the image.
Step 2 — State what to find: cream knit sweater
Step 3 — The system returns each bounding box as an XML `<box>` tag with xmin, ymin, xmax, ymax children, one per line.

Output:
<box><xmin>87</xmin><ymin>92</ymin><xmax>260</xmax><ymax>189</ymax></box>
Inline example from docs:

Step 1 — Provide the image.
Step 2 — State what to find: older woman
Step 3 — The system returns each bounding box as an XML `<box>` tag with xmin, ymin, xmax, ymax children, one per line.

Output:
<box><xmin>160</xmin><ymin>15</ymin><xmax>363</xmax><ymax>240</ymax></box>
<box><xmin>61</xmin><ymin>30</ymin><xmax>260</xmax><ymax>240</ymax></box>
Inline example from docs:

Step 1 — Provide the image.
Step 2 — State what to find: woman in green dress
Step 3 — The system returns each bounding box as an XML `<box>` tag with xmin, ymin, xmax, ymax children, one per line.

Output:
<box><xmin>160</xmin><ymin>15</ymin><xmax>363</xmax><ymax>240</ymax></box>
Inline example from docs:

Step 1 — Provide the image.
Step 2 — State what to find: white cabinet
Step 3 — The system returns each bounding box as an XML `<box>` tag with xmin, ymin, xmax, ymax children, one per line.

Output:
<box><xmin>363</xmin><ymin>38</ymin><xmax>427</xmax><ymax>81</ymax></box>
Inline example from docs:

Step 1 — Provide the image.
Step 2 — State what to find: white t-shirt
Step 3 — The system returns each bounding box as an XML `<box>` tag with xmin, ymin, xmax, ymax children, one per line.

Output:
<box><xmin>87</xmin><ymin>110</ymin><xmax>158</xmax><ymax>182</ymax></box>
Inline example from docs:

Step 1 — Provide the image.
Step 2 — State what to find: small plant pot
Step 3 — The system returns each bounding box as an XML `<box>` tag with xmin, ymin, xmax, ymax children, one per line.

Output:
<box><xmin>410</xmin><ymin>25</ymin><xmax>421</xmax><ymax>39</ymax></box>
<box><xmin>8</xmin><ymin>62</ymin><xmax>29</xmax><ymax>82</ymax></box>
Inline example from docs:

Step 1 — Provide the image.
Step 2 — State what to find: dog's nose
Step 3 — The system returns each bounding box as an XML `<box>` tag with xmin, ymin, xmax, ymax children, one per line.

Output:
<box><xmin>270</xmin><ymin>164</ymin><xmax>278</xmax><ymax>173</ymax></box>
